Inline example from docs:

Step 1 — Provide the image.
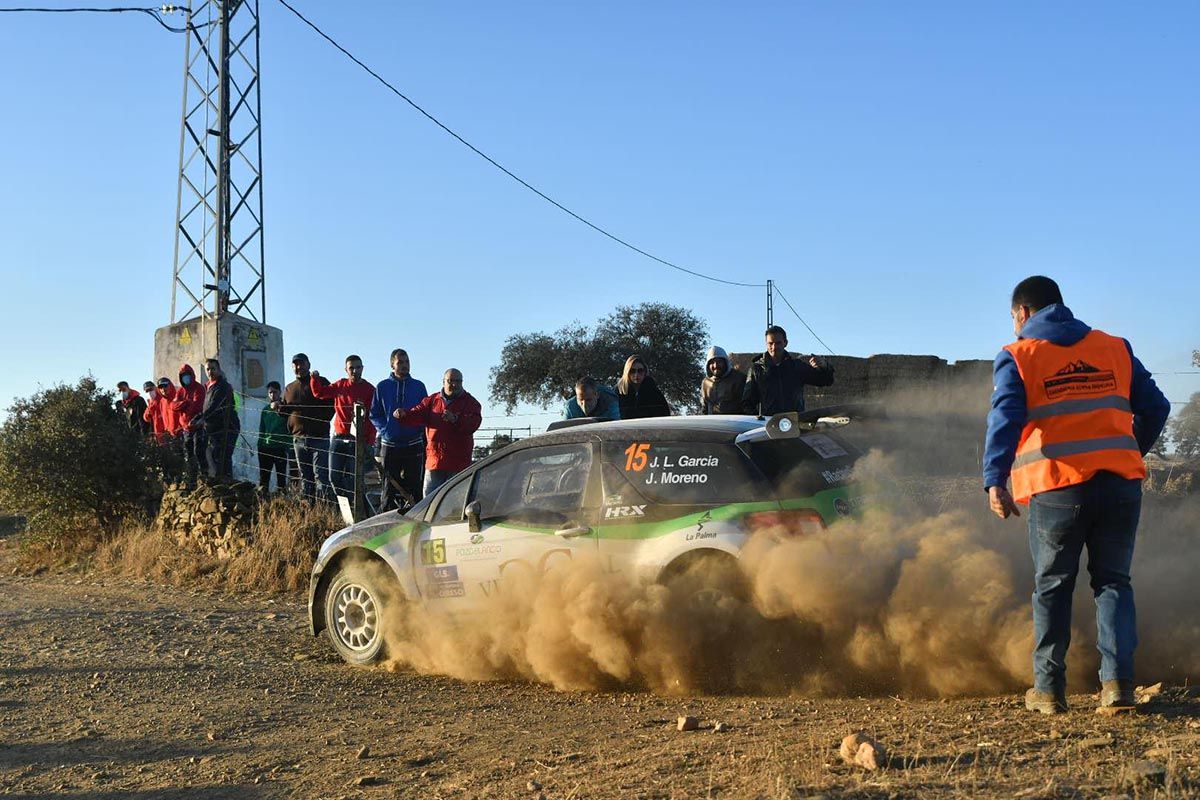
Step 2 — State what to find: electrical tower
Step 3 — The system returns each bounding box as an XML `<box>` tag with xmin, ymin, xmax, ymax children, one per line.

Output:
<box><xmin>154</xmin><ymin>0</ymin><xmax>284</xmax><ymax>478</ymax></box>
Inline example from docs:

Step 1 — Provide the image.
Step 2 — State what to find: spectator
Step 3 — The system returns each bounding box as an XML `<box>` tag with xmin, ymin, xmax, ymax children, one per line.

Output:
<box><xmin>369</xmin><ymin>348</ymin><xmax>428</xmax><ymax>511</ymax></box>
<box><xmin>148</xmin><ymin>377</ymin><xmax>181</xmax><ymax>443</ymax></box>
<box><xmin>280</xmin><ymin>353</ymin><xmax>335</xmax><ymax>503</ymax></box>
<box><xmin>192</xmin><ymin>358</ymin><xmax>240</xmax><ymax>481</ymax></box>
<box><xmin>615</xmin><ymin>355</ymin><xmax>671</xmax><ymax>419</ymax></box>
<box><xmin>141</xmin><ymin>381</ymin><xmax>162</xmax><ymax>439</ymax></box>
<box><xmin>395</xmin><ymin>368</ymin><xmax>482</xmax><ymax>494</ymax></box>
<box><xmin>564</xmin><ymin>377</ymin><xmax>620</xmax><ymax>420</ymax></box>
<box><xmin>257</xmin><ymin>381</ymin><xmax>291</xmax><ymax>494</ymax></box>
<box><xmin>171</xmin><ymin>363</ymin><xmax>208</xmax><ymax>485</ymax></box>
<box><xmin>701</xmin><ymin>346</ymin><xmax>747</xmax><ymax>414</ymax></box>
<box><xmin>742</xmin><ymin>325</ymin><xmax>834</xmax><ymax>415</ymax></box>
<box><xmin>311</xmin><ymin>355</ymin><xmax>376</xmax><ymax>499</ymax></box>
<box><xmin>115</xmin><ymin>381</ymin><xmax>150</xmax><ymax>435</ymax></box>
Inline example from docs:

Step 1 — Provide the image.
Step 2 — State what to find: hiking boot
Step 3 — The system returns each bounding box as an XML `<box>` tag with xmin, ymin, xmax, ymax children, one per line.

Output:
<box><xmin>1025</xmin><ymin>687</ymin><xmax>1068</xmax><ymax>714</ymax></box>
<box><xmin>1099</xmin><ymin>680</ymin><xmax>1136</xmax><ymax>708</ymax></box>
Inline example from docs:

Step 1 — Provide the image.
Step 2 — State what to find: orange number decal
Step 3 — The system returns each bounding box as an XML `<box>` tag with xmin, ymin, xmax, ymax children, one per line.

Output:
<box><xmin>623</xmin><ymin>442</ymin><xmax>650</xmax><ymax>472</ymax></box>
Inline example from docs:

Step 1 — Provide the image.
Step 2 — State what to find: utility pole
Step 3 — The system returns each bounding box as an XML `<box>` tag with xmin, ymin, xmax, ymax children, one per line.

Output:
<box><xmin>155</xmin><ymin>0</ymin><xmax>283</xmax><ymax>481</ymax></box>
<box><xmin>766</xmin><ymin>279</ymin><xmax>774</xmax><ymax>328</ymax></box>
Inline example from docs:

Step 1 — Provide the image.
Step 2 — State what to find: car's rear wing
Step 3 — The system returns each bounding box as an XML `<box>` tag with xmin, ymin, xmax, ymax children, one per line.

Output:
<box><xmin>739</xmin><ymin>403</ymin><xmax>884</xmax><ymax>443</ymax></box>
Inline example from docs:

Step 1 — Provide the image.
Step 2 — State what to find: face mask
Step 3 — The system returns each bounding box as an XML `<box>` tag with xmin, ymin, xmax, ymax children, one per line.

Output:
<box><xmin>120</xmin><ymin>390</ymin><xmax>129</xmax><ymax>400</ymax></box>
<box><xmin>181</xmin><ymin>375</ymin><xmax>192</xmax><ymax>386</ymax></box>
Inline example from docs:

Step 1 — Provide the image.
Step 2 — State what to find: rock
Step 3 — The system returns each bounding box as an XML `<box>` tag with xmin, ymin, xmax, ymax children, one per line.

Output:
<box><xmin>527</xmin><ymin>779</ymin><xmax>542</xmax><ymax>791</ymax></box>
<box><xmin>1137</xmin><ymin>682</ymin><xmax>1164</xmax><ymax>704</ymax></box>
<box><xmin>677</xmin><ymin>716</ymin><xmax>700</xmax><ymax>732</ymax></box>
<box><xmin>293</xmin><ymin>653</ymin><xmax>311</xmax><ymax>662</ymax></box>
<box><xmin>840</xmin><ymin>732</ymin><xmax>886</xmax><ymax>771</ymax></box>
<box><xmin>1096</xmin><ymin>705</ymin><xmax>1138</xmax><ymax>717</ymax></box>
<box><xmin>353</xmin><ymin>775</ymin><xmax>384</xmax><ymax>787</ymax></box>
<box><xmin>1123</xmin><ymin>760</ymin><xmax>1166</xmax><ymax>787</ymax></box>
<box><xmin>713</xmin><ymin>722</ymin><xmax>731</xmax><ymax>733</ymax></box>
<box><xmin>356</xmin><ymin>745</ymin><xmax>370</xmax><ymax>759</ymax></box>
<box><xmin>199</xmin><ymin>498</ymin><xmax>218</xmax><ymax>514</ymax></box>
<box><xmin>1078</xmin><ymin>735</ymin><xmax>1114</xmax><ymax>749</ymax></box>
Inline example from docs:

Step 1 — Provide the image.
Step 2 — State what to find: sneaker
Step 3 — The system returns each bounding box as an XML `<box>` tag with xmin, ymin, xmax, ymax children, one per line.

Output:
<box><xmin>1099</xmin><ymin>680</ymin><xmax>1136</xmax><ymax>708</ymax></box>
<box><xmin>1025</xmin><ymin>687</ymin><xmax>1068</xmax><ymax>714</ymax></box>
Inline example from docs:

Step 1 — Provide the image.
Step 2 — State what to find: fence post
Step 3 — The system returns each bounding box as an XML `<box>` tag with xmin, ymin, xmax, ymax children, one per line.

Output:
<box><xmin>353</xmin><ymin>402</ymin><xmax>366</xmax><ymax>521</ymax></box>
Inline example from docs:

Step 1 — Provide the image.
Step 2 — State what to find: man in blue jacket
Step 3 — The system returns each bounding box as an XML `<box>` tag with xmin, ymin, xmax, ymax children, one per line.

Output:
<box><xmin>983</xmin><ymin>276</ymin><xmax>1169</xmax><ymax>714</ymax></box>
<box><xmin>369</xmin><ymin>348</ymin><xmax>428</xmax><ymax>511</ymax></box>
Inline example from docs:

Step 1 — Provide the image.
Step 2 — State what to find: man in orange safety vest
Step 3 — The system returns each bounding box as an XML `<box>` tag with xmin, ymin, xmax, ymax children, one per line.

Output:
<box><xmin>983</xmin><ymin>275</ymin><xmax>1169</xmax><ymax>715</ymax></box>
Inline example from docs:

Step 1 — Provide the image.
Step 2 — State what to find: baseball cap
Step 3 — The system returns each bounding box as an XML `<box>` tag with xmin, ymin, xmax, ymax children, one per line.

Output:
<box><xmin>291</xmin><ymin>352</ymin><xmax>309</xmax><ymax>363</ymax></box>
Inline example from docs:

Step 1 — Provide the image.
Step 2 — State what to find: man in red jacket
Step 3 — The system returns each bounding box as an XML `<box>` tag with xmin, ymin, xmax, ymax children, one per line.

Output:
<box><xmin>171</xmin><ymin>363</ymin><xmax>208</xmax><ymax>485</ymax></box>
<box><xmin>311</xmin><ymin>355</ymin><xmax>376</xmax><ymax>499</ymax></box>
<box><xmin>395</xmin><ymin>368</ymin><xmax>482</xmax><ymax>494</ymax></box>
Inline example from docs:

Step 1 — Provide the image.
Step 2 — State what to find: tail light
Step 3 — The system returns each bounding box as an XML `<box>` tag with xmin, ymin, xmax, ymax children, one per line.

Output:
<box><xmin>742</xmin><ymin>508</ymin><xmax>825</xmax><ymax>537</ymax></box>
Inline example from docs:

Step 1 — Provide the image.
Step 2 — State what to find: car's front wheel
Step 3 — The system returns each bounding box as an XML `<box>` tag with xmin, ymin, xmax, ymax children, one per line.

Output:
<box><xmin>324</xmin><ymin>566</ymin><xmax>391</xmax><ymax>666</ymax></box>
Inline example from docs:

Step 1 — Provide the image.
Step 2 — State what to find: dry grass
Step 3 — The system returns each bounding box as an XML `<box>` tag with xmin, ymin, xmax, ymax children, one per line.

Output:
<box><xmin>93</xmin><ymin>495</ymin><xmax>342</xmax><ymax>594</ymax></box>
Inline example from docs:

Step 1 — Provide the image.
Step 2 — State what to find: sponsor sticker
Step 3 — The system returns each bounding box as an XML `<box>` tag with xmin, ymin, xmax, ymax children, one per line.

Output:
<box><xmin>834</xmin><ymin>497</ymin><xmax>851</xmax><ymax>516</ymax></box>
<box><xmin>821</xmin><ymin>465</ymin><xmax>854</xmax><ymax>484</ymax></box>
<box><xmin>425</xmin><ymin>565</ymin><xmax>459</xmax><ymax>583</ymax></box>
<box><xmin>604</xmin><ymin>504</ymin><xmax>646</xmax><ymax>519</ymax></box>
<box><xmin>425</xmin><ymin>581</ymin><xmax>466</xmax><ymax>599</ymax></box>
<box><xmin>469</xmin><ymin>533</ymin><xmax>484</xmax><ymax>545</ymax></box>
<box><xmin>801</xmin><ymin>434</ymin><xmax>848</xmax><ymax>459</ymax></box>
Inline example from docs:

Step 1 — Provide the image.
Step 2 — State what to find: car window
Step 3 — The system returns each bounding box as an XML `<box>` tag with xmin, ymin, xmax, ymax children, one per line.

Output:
<box><xmin>601</xmin><ymin>441</ymin><xmax>767</xmax><ymax>506</ymax></box>
<box><xmin>431</xmin><ymin>476</ymin><xmax>471</xmax><ymax>525</ymax></box>
<box><xmin>472</xmin><ymin>443</ymin><xmax>592</xmax><ymax>526</ymax></box>
<box><xmin>744</xmin><ymin>435</ymin><xmax>859</xmax><ymax>498</ymax></box>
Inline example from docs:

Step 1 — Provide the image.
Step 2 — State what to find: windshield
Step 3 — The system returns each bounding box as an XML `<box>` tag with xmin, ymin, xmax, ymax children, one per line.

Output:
<box><xmin>402</xmin><ymin>491</ymin><xmax>437</xmax><ymax>521</ymax></box>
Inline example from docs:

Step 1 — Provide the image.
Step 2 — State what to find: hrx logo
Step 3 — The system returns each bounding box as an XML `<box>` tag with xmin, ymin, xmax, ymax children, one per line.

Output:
<box><xmin>604</xmin><ymin>505</ymin><xmax>646</xmax><ymax>519</ymax></box>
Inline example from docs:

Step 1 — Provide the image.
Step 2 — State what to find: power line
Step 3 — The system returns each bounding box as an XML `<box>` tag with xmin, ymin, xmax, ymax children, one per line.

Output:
<box><xmin>272</xmin><ymin>0</ymin><xmax>763</xmax><ymax>290</ymax></box>
<box><xmin>772</xmin><ymin>283</ymin><xmax>835</xmax><ymax>355</ymax></box>
<box><xmin>0</xmin><ymin>5</ymin><xmax>193</xmax><ymax>32</ymax></box>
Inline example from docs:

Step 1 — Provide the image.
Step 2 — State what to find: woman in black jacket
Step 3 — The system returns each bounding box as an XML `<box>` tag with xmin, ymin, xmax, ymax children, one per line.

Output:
<box><xmin>616</xmin><ymin>355</ymin><xmax>671</xmax><ymax>419</ymax></box>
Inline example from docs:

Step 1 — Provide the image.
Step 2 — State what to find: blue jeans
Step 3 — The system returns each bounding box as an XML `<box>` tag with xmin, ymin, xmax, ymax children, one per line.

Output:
<box><xmin>294</xmin><ymin>435</ymin><xmax>331</xmax><ymax>501</ymax></box>
<box><xmin>1027</xmin><ymin>471</ymin><xmax>1141</xmax><ymax>692</ymax></box>
<box><xmin>329</xmin><ymin>436</ymin><xmax>360</xmax><ymax>498</ymax></box>
<box><xmin>424</xmin><ymin>469</ymin><xmax>454</xmax><ymax>496</ymax></box>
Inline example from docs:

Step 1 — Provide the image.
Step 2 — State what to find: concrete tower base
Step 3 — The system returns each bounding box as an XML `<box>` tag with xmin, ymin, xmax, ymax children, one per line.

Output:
<box><xmin>153</xmin><ymin>314</ymin><xmax>285</xmax><ymax>482</ymax></box>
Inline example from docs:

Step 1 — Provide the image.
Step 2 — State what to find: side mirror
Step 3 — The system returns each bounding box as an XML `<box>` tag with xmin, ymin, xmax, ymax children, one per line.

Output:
<box><xmin>466</xmin><ymin>500</ymin><xmax>481</xmax><ymax>533</ymax></box>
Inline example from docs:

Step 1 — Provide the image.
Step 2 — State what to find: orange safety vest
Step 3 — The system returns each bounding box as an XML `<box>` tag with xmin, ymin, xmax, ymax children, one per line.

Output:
<box><xmin>1004</xmin><ymin>329</ymin><xmax>1145</xmax><ymax>504</ymax></box>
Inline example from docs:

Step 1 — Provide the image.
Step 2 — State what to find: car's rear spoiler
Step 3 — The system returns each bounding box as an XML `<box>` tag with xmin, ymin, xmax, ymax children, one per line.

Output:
<box><xmin>546</xmin><ymin>417</ymin><xmax>603</xmax><ymax>432</ymax></box>
<box><xmin>758</xmin><ymin>403</ymin><xmax>884</xmax><ymax>440</ymax></box>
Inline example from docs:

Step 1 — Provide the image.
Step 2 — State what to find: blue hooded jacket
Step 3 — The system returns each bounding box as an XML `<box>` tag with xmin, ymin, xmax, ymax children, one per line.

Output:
<box><xmin>369</xmin><ymin>374</ymin><xmax>429</xmax><ymax>447</ymax></box>
<box><xmin>982</xmin><ymin>304</ymin><xmax>1170</xmax><ymax>491</ymax></box>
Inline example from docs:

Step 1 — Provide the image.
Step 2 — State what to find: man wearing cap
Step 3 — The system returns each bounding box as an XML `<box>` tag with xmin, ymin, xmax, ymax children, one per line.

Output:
<box><xmin>279</xmin><ymin>353</ymin><xmax>335</xmax><ymax>502</ymax></box>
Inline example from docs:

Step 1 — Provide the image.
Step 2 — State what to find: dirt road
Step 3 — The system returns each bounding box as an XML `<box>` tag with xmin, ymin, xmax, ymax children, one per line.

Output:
<box><xmin>2</xmin><ymin>548</ymin><xmax>1199</xmax><ymax>799</ymax></box>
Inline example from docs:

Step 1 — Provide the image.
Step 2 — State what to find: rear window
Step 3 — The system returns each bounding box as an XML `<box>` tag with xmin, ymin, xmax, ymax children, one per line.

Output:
<box><xmin>744</xmin><ymin>433</ymin><xmax>859</xmax><ymax>497</ymax></box>
<box><xmin>601</xmin><ymin>441</ymin><xmax>767</xmax><ymax>506</ymax></box>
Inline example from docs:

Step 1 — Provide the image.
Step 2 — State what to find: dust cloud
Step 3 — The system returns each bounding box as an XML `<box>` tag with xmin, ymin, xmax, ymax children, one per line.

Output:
<box><xmin>375</xmin><ymin>378</ymin><xmax>1200</xmax><ymax>696</ymax></box>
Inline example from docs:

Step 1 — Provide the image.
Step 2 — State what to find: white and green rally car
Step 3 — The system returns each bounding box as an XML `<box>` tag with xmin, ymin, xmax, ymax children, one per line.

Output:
<box><xmin>309</xmin><ymin>408</ymin><xmax>865</xmax><ymax>665</ymax></box>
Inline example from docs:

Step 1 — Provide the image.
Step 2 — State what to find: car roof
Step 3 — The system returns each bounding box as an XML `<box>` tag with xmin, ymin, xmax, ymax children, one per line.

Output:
<box><xmin>505</xmin><ymin>415</ymin><xmax>768</xmax><ymax>453</ymax></box>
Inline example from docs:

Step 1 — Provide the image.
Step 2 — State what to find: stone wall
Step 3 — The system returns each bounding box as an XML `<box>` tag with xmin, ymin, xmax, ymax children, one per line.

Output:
<box><xmin>729</xmin><ymin>352</ymin><xmax>994</xmax><ymax>409</ymax></box>
<box><xmin>156</xmin><ymin>482</ymin><xmax>258</xmax><ymax>559</ymax></box>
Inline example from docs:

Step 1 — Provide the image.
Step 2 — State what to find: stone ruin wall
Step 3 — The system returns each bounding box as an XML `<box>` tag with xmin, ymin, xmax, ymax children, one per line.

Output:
<box><xmin>727</xmin><ymin>352</ymin><xmax>994</xmax><ymax>408</ymax></box>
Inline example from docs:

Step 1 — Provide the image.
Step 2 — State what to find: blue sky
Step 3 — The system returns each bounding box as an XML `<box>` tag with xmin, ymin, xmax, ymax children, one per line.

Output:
<box><xmin>0</xmin><ymin>1</ymin><xmax>1196</xmax><ymax>435</ymax></box>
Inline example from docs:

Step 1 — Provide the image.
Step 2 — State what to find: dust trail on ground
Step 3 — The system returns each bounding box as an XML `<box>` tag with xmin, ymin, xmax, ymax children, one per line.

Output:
<box><xmin>378</xmin><ymin>376</ymin><xmax>1200</xmax><ymax>695</ymax></box>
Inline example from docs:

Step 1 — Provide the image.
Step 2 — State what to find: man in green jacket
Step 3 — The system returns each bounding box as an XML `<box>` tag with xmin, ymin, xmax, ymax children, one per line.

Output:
<box><xmin>258</xmin><ymin>381</ymin><xmax>292</xmax><ymax>494</ymax></box>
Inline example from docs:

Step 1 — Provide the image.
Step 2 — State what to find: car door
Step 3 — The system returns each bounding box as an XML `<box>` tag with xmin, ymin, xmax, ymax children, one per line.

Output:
<box><xmin>410</xmin><ymin>472</ymin><xmax>476</xmax><ymax>606</ymax></box>
<box><xmin>461</xmin><ymin>442</ymin><xmax>599</xmax><ymax>600</ymax></box>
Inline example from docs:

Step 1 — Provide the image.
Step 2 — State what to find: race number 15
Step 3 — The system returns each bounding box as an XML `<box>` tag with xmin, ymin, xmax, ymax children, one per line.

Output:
<box><xmin>624</xmin><ymin>442</ymin><xmax>650</xmax><ymax>472</ymax></box>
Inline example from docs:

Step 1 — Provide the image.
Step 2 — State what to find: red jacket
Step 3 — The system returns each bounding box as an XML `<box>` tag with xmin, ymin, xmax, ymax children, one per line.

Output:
<box><xmin>311</xmin><ymin>376</ymin><xmax>377</xmax><ymax>447</ymax></box>
<box><xmin>401</xmin><ymin>391</ymin><xmax>482</xmax><ymax>472</ymax></box>
<box><xmin>148</xmin><ymin>381</ymin><xmax>182</xmax><ymax>438</ymax></box>
<box><xmin>171</xmin><ymin>364</ymin><xmax>207</xmax><ymax>432</ymax></box>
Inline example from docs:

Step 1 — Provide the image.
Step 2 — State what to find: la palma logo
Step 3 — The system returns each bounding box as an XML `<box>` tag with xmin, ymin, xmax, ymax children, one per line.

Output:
<box><xmin>1043</xmin><ymin>359</ymin><xmax>1116</xmax><ymax>398</ymax></box>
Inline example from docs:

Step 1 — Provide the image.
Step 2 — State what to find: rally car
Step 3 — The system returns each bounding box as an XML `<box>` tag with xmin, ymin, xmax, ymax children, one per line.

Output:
<box><xmin>309</xmin><ymin>408</ymin><xmax>866</xmax><ymax>665</ymax></box>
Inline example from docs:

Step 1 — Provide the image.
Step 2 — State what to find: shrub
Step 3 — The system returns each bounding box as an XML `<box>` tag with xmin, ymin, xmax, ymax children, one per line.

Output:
<box><xmin>0</xmin><ymin>377</ymin><xmax>154</xmax><ymax>552</ymax></box>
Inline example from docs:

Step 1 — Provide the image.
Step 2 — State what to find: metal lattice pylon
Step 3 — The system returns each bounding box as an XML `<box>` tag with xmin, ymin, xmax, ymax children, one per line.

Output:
<box><xmin>171</xmin><ymin>0</ymin><xmax>265</xmax><ymax>323</ymax></box>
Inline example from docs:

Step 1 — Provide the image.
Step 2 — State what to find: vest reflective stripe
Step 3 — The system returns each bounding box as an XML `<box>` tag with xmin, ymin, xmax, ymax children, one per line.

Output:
<box><xmin>1004</xmin><ymin>329</ymin><xmax>1144</xmax><ymax>503</ymax></box>
<box><xmin>1025</xmin><ymin>395</ymin><xmax>1132</xmax><ymax>421</ymax></box>
<box><xmin>1010</xmin><ymin>435</ymin><xmax>1141</xmax><ymax>470</ymax></box>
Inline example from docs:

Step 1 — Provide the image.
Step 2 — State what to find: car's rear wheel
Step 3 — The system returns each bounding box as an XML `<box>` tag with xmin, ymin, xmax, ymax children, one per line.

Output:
<box><xmin>324</xmin><ymin>566</ymin><xmax>391</xmax><ymax>666</ymax></box>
